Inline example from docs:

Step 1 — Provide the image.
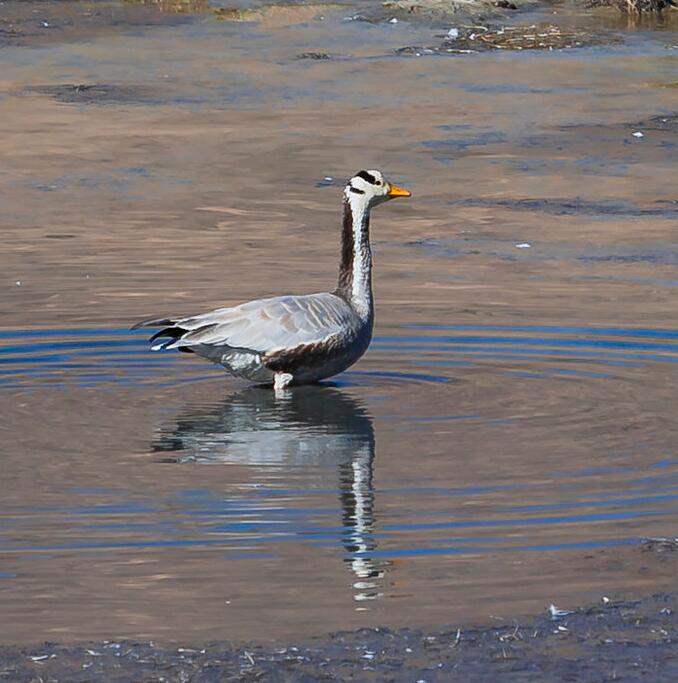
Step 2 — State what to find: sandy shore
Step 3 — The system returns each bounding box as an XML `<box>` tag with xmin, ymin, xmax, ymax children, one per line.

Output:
<box><xmin>3</xmin><ymin>590</ymin><xmax>677</xmax><ymax>681</ymax></box>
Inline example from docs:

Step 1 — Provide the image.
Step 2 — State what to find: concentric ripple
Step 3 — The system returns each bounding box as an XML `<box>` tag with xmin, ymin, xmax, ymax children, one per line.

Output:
<box><xmin>2</xmin><ymin>324</ymin><xmax>678</xmax><ymax>389</ymax></box>
<box><xmin>2</xmin><ymin>324</ymin><xmax>678</xmax><ymax>561</ymax></box>
<box><xmin>2</xmin><ymin>324</ymin><xmax>678</xmax><ymax>635</ymax></box>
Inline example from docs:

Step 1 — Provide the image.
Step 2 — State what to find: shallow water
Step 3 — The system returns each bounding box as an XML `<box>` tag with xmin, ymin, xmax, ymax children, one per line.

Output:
<box><xmin>1</xmin><ymin>0</ymin><xmax>678</xmax><ymax>643</ymax></box>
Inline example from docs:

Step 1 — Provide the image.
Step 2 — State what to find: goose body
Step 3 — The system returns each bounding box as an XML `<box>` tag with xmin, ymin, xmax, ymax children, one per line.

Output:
<box><xmin>133</xmin><ymin>170</ymin><xmax>411</xmax><ymax>389</ymax></box>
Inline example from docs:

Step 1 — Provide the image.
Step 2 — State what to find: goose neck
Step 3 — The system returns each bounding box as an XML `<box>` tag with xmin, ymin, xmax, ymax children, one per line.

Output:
<box><xmin>337</xmin><ymin>195</ymin><xmax>373</xmax><ymax>321</ymax></box>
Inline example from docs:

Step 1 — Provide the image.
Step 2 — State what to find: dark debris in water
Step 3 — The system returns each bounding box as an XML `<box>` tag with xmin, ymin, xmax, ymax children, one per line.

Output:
<box><xmin>577</xmin><ymin>251</ymin><xmax>678</xmax><ymax>265</ymax></box>
<box><xmin>406</xmin><ymin>234</ymin><xmax>678</xmax><ymax>266</ymax></box>
<box><xmin>26</xmin><ymin>83</ymin><xmax>155</xmax><ymax>106</ymax></box>
<box><xmin>452</xmin><ymin>197</ymin><xmax>678</xmax><ymax>218</ymax></box>
<box><xmin>4</xmin><ymin>592</ymin><xmax>678</xmax><ymax>682</ymax></box>
<box><xmin>297</xmin><ymin>51</ymin><xmax>332</xmax><ymax>59</ymax></box>
<box><xmin>632</xmin><ymin>113</ymin><xmax>678</xmax><ymax>133</ymax></box>
<box><xmin>396</xmin><ymin>23</ymin><xmax>622</xmax><ymax>56</ymax></box>
<box><xmin>343</xmin><ymin>13</ymin><xmax>380</xmax><ymax>24</ymax></box>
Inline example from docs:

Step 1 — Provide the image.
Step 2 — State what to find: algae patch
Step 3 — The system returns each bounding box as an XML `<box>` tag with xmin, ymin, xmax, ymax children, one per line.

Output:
<box><xmin>396</xmin><ymin>22</ymin><xmax>622</xmax><ymax>54</ymax></box>
<box><xmin>124</xmin><ymin>0</ymin><xmax>211</xmax><ymax>12</ymax></box>
<box><xmin>213</xmin><ymin>4</ymin><xmax>341</xmax><ymax>26</ymax></box>
<box><xmin>382</xmin><ymin>0</ymin><xmax>527</xmax><ymax>22</ymax></box>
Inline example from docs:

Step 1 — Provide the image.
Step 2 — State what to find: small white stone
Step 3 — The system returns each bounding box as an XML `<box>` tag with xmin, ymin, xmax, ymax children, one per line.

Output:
<box><xmin>389</xmin><ymin>17</ymin><xmax>398</xmax><ymax>23</ymax></box>
<box><xmin>447</xmin><ymin>27</ymin><xmax>459</xmax><ymax>38</ymax></box>
<box><xmin>15</xmin><ymin>281</ymin><xmax>21</xmax><ymax>286</ymax></box>
<box><xmin>632</xmin><ymin>131</ymin><xmax>644</xmax><ymax>138</ymax></box>
<box><xmin>515</xmin><ymin>242</ymin><xmax>531</xmax><ymax>248</ymax></box>
<box><xmin>548</xmin><ymin>603</ymin><xmax>573</xmax><ymax>618</ymax></box>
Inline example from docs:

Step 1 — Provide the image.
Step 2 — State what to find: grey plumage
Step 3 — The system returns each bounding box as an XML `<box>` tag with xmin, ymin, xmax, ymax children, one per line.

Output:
<box><xmin>134</xmin><ymin>293</ymin><xmax>368</xmax><ymax>384</ymax></box>
<box><xmin>153</xmin><ymin>294</ymin><xmax>356</xmax><ymax>351</ymax></box>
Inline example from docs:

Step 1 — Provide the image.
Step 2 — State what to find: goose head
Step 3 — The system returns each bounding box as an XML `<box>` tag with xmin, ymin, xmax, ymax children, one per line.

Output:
<box><xmin>344</xmin><ymin>169</ymin><xmax>411</xmax><ymax>207</ymax></box>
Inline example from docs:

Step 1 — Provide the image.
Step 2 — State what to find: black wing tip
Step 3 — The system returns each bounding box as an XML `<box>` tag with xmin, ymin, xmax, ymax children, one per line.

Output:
<box><xmin>149</xmin><ymin>326</ymin><xmax>187</xmax><ymax>344</ymax></box>
<box><xmin>130</xmin><ymin>317</ymin><xmax>173</xmax><ymax>331</ymax></box>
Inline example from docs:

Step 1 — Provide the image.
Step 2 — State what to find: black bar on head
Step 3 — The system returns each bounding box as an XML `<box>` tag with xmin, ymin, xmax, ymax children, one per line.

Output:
<box><xmin>355</xmin><ymin>170</ymin><xmax>377</xmax><ymax>185</ymax></box>
<box><xmin>349</xmin><ymin>186</ymin><xmax>366</xmax><ymax>195</ymax></box>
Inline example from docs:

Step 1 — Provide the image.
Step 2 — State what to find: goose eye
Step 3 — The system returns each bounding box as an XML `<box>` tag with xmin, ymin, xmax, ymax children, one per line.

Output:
<box><xmin>376</xmin><ymin>181</ymin><xmax>382</xmax><ymax>186</ymax></box>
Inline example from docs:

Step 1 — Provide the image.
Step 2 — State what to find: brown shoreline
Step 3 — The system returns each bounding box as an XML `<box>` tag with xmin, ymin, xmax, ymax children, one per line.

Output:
<box><xmin>3</xmin><ymin>591</ymin><xmax>678</xmax><ymax>682</ymax></box>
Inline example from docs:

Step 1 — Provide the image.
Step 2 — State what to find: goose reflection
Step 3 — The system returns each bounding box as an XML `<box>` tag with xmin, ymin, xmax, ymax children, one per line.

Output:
<box><xmin>152</xmin><ymin>386</ymin><xmax>389</xmax><ymax>603</ymax></box>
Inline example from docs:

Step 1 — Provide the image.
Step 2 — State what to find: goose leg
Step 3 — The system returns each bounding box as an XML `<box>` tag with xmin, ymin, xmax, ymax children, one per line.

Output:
<box><xmin>274</xmin><ymin>372</ymin><xmax>293</xmax><ymax>395</ymax></box>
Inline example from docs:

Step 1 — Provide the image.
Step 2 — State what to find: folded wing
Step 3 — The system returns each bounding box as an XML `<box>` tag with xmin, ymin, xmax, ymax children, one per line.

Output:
<box><xmin>137</xmin><ymin>293</ymin><xmax>357</xmax><ymax>355</ymax></box>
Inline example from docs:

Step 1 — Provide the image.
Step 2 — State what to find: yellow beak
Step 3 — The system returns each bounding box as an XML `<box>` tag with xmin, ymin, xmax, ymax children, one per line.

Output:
<box><xmin>387</xmin><ymin>183</ymin><xmax>412</xmax><ymax>198</ymax></box>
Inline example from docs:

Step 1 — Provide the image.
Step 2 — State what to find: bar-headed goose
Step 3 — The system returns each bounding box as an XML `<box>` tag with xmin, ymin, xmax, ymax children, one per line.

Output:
<box><xmin>133</xmin><ymin>169</ymin><xmax>411</xmax><ymax>390</ymax></box>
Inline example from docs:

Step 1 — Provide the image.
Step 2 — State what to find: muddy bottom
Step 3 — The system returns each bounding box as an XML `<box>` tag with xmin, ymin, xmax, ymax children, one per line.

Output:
<box><xmin>5</xmin><ymin>587</ymin><xmax>678</xmax><ymax>682</ymax></box>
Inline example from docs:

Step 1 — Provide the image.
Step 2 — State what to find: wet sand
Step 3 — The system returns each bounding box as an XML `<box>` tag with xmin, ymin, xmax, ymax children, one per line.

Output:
<box><xmin>1</xmin><ymin>0</ymin><xmax>678</xmax><ymax>672</ymax></box>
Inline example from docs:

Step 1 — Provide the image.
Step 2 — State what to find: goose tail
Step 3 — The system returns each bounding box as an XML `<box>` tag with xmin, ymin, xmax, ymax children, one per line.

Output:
<box><xmin>131</xmin><ymin>317</ymin><xmax>194</xmax><ymax>353</ymax></box>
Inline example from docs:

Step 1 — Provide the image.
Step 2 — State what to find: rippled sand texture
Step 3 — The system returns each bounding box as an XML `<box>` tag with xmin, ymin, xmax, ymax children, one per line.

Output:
<box><xmin>1</xmin><ymin>1</ymin><xmax>678</xmax><ymax>643</ymax></box>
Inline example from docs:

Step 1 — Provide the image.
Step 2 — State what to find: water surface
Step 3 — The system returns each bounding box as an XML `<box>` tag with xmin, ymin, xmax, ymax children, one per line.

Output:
<box><xmin>1</xmin><ymin>0</ymin><xmax>678</xmax><ymax>643</ymax></box>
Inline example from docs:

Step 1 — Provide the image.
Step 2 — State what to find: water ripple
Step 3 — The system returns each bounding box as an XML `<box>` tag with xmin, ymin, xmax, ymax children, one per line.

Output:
<box><xmin>2</xmin><ymin>323</ymin><xmax>678</xmax><ymax>389</ymax></box>
<box><xmin>2</xmin><ymin>324</ymin><xmax>678</xmax><ymax>601</ymax></box>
